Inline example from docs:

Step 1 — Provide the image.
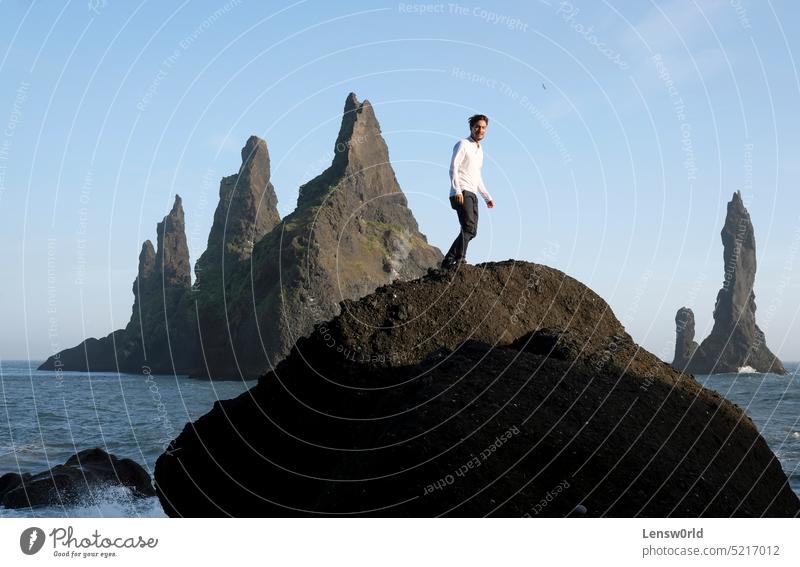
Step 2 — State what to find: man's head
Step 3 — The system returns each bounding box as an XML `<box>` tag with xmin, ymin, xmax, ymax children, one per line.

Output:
<box><xmin>468</xmin><ymin>114</ymin><xmax>488</xmax><ymax>142</ymax></box>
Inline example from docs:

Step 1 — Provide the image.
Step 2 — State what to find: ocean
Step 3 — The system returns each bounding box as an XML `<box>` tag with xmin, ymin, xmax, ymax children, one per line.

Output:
<box><xmin>0</xmin><ymin>360</ymin><xmax>255</xmax><ymax>518</ymax></box>
<box><xmin>1</xmin><ymin>359</ymin><xmax>798</xmax><ymax>517</ymax></box>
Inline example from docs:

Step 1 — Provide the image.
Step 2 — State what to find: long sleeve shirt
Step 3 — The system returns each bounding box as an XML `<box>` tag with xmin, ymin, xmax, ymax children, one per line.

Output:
<box><xmin>449</xmin><ymin>137</ymin><xmax>493</xmax><ymax>203</ymax></box>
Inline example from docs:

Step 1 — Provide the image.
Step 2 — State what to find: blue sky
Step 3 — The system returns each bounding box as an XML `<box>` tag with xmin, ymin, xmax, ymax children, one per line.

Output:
<box><xmin>1</xmin><ymin>0</ymin><xmax>799</xmax><ymax>363</ymax></box>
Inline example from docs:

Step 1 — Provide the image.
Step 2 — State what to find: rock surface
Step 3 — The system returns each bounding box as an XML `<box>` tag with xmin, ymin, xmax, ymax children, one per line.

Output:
<box><xmin>154</xmin><ymin>261</ymin><xmax>799</xmax><ymax>517</ymax></box>
<box><xmin>0</xmin><ymin>448</ymin><xmax>154</xmax><ymax>509</ymax></box>
<box><xmin>675</xmin><ymin>192</ymin><xmax>786</xmax><ymax>374</ymax></box>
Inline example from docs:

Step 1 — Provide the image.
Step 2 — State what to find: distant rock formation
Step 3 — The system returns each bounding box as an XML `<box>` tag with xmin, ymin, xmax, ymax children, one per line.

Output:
<box><xmin>154</xmin><ymin>261</ymin><xmax>800</xmax><ymax>517</ymax></box>
<box><xmin>210</xmin><ymin>92</ymin><xmax>442</xmax><ymax>377</ymax></box>
<box><xmin>194</xmin><ymin>135</ymin><xmax>280</xmax><ymax>288</ymax></box>
<box><xmin>39</xmin><ymin>93</ymin><xmax>442</xmax><ymax>378</ymax></box>
<box><xmin>185</xmin><ymin>135</ymin><xmax>283</xmax><ymax>375</ymax></box>
<box><xmin>672</xmin><ymin>191</ymin><xmax>786</xmax><ymax>375</ymax></box>
<box><xmin>0</xmin><ymin>448</ymin><xmax>154</xmax><ymax>509</ymax></box>
<box><xmin>672</xmin><ymin>307</ymin><xmax>698</xmax><ymax>371</ymax></box>
<box><xmin>38</xmin><ymin>195</ymin><xmax>193</xmax><ymax>373</ymax></box>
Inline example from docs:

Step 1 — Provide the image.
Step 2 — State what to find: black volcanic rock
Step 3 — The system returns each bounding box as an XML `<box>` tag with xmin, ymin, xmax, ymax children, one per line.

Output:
<box><xmin>672</xmin><ymin>307</ymin><xmax>699</xmax><ymax>371</ymax></box>
<box><xmin>676</xmin><ymin>192</ymin><xmax>786</xmax><ymax>374</ymax></box>
<box><xmin>154</xmin><ymin>261</ymin><xmax>799</xmax><ymax>517</ymax></box>
<box><xmin>0</xmin><ymin>448</ymin><xmax>154</xmax><ymax>509</ymax></box>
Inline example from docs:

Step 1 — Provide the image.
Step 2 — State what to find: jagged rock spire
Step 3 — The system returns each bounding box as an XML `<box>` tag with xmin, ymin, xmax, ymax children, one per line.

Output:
<box><xmin>672</xmin><ymin>307</ymin><xmax>698</xmax><ymax>371</ymax></box>
<box><xmin>673</xmin><ymin>191</ymin><xmax>786</xmax><ymax>374</ymax></box>
<box><xmin>217</xmin><ymin>91</ymin><xmax>443</xmax><ymax>377</ymax></box>
<box><xmin>297</xmin><ymin>93</ymin><xmax>399</xmax><ymax>209</ymax></box>
<box><xmin>155</xmin><ymin>195</ymin><xmax>191</xmax><ymax>289</ymax></box>
<box><xmin>195</xmin><ymin>136</ymin><xmax>280</xmax><ymax>285</ymax></box>
<box><xmin>39</xmin><ymin>93</ymin><xmax>442</xmax><ymax>378</ymax></box>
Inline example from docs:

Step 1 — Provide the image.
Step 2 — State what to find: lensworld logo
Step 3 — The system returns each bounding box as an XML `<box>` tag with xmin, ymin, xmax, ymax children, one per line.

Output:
<box><xmin>19</xmin><ymin>527</ymin><xmax>46</xmax><ymax>555</ymax></box>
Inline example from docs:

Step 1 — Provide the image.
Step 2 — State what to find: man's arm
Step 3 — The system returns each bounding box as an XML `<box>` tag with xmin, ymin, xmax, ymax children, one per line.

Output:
<box><xmin>449</xmin><ymin>140</ymin><xmax>466</xmax><ymax>196</ymax></box>
<box><xmin>477</xmin><ymin>177</ymin><xmax>494</xmax><ymax>206</ymax></box>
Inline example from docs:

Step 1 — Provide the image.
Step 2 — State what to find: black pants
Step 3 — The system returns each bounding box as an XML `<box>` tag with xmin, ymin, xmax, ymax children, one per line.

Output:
<box><xmin>442</xmin><ymin>192</ymin><xmax>478</xmax><ymax>267</ymax></box>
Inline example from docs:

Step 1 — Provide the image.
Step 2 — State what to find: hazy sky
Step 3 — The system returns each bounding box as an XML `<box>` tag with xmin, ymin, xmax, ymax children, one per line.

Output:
<box><xmin>1</xmin><ymin>0</ymin><xmax>799</xmax><ymax>363</ymax></box>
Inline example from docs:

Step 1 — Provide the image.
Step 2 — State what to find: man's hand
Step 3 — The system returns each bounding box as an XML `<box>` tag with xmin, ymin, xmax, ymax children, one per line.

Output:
<box><xmin>455</xmin><ymin>192</ymin><xmax>464</xmax><ymax>205</ymax></box>
<box><xmin>487</xmin><ymin>200</ymin><xmax>494</xmax><ymax>209</ymax></box>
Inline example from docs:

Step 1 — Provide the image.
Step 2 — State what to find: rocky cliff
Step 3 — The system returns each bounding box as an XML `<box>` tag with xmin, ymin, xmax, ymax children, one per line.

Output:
<box><xmin>39</xmin><ymin>93</ymin><xmax>442</xmax><ymax>378</ymax></box>
<box><xmin>38</xmin><ymin>195</ymin><xmax>193</xmax><ymax>373</ymax></box>
<box><xmin>194</xmin><ymin>135</ymin><xmax>280</xmax><ymax>289</ymax></box>
<box><xmin>193</xmin><ymin>92</ymin><xmax>442</xmax><ymax>377</ymax></box>
<box><xmin>154</xmin><ymin>261</ymin><xmax>799</xmax><ymax>517</ymax></box>
<box><xmin>183</xmin><ymin>135</ymin><xmax>283</xmax><ymax>376</ymax></box>
<box><xmin>673</xmin><ymin>192</ymin><xmax>786</xmax><ymax>374</ymax></box>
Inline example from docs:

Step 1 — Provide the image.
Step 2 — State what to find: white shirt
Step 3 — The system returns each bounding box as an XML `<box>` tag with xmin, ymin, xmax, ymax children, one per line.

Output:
<box><xmin>449</xmin><ymin>137</ymin><xmax>492</xmax><ymax>203</ymax></box>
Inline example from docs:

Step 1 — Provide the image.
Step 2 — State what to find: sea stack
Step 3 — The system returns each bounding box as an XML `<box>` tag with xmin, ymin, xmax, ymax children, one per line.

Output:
<box><xmin>673</xmin><ymin>191</ymin><xmax>786</xmax><ymax>374</ymax></box>
<box><xmin>40</xmin><ymin>93</ymin><xmax>442</xmax><ymax>378</ymax></box>
<box><xmin>194</xmin><ymin>135</ymin><xmax>280</xmax><ymax>287</ymax></box>
<box><xmin>38</xmin><ymin>195</ymin><xmax>194</xmax><ymax>373</ymax></box>
<box><xmin>209</xmin><ymin>92</ymin><xmax>443</xmax><ymax>377</ymax></box>
<box><xmin>672</xmin><ymin>307</ymin><xmax>699</xmax><ymax>371</ymax></box>
<box><xmin>129</xmin><ymin>194</ymin><xmax>193</xmax><ymax>369</ymax></box>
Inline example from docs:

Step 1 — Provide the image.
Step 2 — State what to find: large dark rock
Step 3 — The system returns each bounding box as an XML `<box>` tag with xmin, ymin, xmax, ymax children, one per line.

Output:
<box><xmin>154</xmin><ymin>261</ymin><xmax>799</xmax><ymax>517</ymax></box>
<box><xmin>675</xmin><ymin>192</ymin><xmax>786</xmax><ymax>374</ymax></box>
<box><xmin>672</xmin><ymin>307</ymin><xmax>699</xmax><ymax>371</ymax></box>
<box><xmin>0</xmin><ymin>448</ymin><xmax>154</xmax><ymax>509</ymax></box>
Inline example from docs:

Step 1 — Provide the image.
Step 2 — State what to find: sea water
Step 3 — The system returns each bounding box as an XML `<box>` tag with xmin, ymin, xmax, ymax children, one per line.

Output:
<box><xmin>1</xmin><ymin>360</ymin><xmax>798</xmax><ymax>517</ymax></box>
<box><xmin>0</xmin><ymin>359</ymin><xmax>255</xmax><ymax>517</ymax></box>
<box><xmin>696</xmin><ymin>363</ymin><xmax>800</xmax><ymax>498</ymax></box>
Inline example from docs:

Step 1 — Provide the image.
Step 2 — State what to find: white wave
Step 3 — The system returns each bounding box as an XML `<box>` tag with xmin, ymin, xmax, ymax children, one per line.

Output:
<box><xmin>737</xmin><ymin>366</ymin><xmax>759</xmax><ymax>374</ymax></box>
<box><xmin>0</xmin><ymin>484</ymin><xmax>166</xmax><ymax>518</ymax></box>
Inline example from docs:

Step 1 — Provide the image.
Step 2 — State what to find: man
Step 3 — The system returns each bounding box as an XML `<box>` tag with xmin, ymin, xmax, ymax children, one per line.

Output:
<box><xmin>441</xmin><ymin>114</ymin><xmax>495</xmax><ymax>269</ymax></box>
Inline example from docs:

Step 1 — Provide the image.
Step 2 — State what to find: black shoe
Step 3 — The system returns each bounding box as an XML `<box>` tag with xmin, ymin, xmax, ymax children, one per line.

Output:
<box><xmin>441</xmin><ymin>259</ymin><xmax>467</xmax><ymax>270</ymax></box>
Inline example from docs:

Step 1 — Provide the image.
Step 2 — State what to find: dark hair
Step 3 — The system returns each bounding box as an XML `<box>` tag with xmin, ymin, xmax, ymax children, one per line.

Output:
<box><xmin>468</xmin><ymin>114</ymin><xmax>489</xmax><ymax>128</ymax></box>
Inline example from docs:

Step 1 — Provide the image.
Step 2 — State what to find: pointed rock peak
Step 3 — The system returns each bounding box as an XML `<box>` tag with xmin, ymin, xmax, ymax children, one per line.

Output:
<box><xmin>340</xmin><ymin>92</ymin><xmax>375</xmax><ymax>127</ymax></box>
<box><xmin>343</xmin><ymin>92</ymin><xmax>372</xmax><ymax>115</ymax></box>
<box><xmin>171</xmin><ymin>194</ymin><xmax>183</xmax><ymax>214</ymax></box>
<box><xmin>195</xmin><ymin>136</ymin><xmax>280</xmax><ymax>281</ymax></box>
<box><xmin>133</xmin><ymin>240</ymin><xmax>157</xmax><ymax>298</ymax></box>
<box><xmin>156</xmin><ymin>195</ymin><xmax>191</xmax><ymax>289</ymax></box>
<box><xmin>160</xmin><ymin>195</ymin><xmax>186</xmax><ymax>235</ymax></box>
<box><xmin>344</xmin><ymin>91</ymin><xmax>359</xmax><ymax>112</ymax></box>
<box><xmin>138</xmin><ymin>240</ymin><xmax>155</xmax><ymax>271</ymax></box>
<box><xmin>329</xmin><ymin>92</ymin><xmax>384</xmax><ymax>173</ymax></box>
<box><xmin>240</xmin><ymin>135</ymin><xmax>269</xmax><ymax>171</ymax></box>
<box><xmin>727</xmin><ymin>190</ymin><xmax>748</xmax><ymax>216</ymax></box>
